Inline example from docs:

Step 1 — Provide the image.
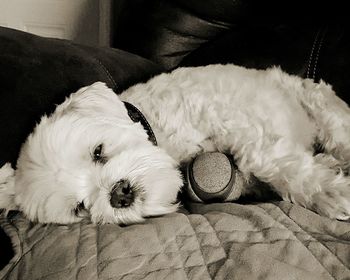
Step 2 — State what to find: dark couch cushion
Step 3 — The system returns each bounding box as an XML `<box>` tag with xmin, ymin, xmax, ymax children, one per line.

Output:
<box><xmin>113</xmin><ymin>0</ymin><xmax>347</xmax><ymax>70</ymax></box>
<box><xmin>180</xmin><ymin>24</ymin><xmax>318</xmax><ymax>76</ymax></box>
<box><xmin>0</xmin><ymin>27</ymin><xmax>164</xmax><ymax>167</ymax></box>
<box><xmin>113</xmin><ymin>0</ymin><xmax>350</xmax><ymax>104</ymax></box>
<box><xmin>180</xmin><ymin>24</ymin><xmax>350</xmax><ymax>105</ymax></box>
<box><xmin>0</xmin><ymin>226</ymin><xmax>13</xmax><ymax>270</ymax></box>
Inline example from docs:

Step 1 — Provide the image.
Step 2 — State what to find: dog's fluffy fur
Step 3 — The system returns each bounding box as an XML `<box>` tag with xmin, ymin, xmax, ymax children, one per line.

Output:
<box><xmin>1</xmin><ymin>64</ymin><xmax>350</xmax><ymax>224</ymax></box>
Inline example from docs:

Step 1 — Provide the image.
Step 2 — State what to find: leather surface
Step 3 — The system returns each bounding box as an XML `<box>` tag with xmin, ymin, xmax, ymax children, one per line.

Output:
<box><xmin>0</xmin><ymin>27</ymin><xmax>164</xmax><ymax>167</ymax></box>
<box><xmin>0</xmin><ymin>226</ymin><xmax>13</xmax><ymax>270</ymax></box>
<box><xmin>113</xmin><ymin>0</ymin><xmax>350</xmax><ymax>102</ymax></box>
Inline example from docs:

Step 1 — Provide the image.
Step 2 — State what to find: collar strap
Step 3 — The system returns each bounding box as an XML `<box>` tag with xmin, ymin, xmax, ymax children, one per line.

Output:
<box><xmin>123</xmin><ymin>101</ymin><xmax>157</xmax><ymax>146</ymax></box>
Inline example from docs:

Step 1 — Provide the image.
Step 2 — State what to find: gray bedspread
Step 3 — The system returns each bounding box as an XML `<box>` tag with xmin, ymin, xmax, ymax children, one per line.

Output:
<box><xmin>1</xmin><ymin>201</ymin><xmax>350</xmax><ymax>279</ymax></box>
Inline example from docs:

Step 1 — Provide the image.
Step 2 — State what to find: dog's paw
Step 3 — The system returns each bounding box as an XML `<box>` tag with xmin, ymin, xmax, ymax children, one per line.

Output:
<box><xmin>0</xmin><ymin>163</ymin><xmax>17</xmax><ymax>213</ymax></box>
<box><xmin>311</xmin><ymin>188</ymin><xmax>350</xmax><ymax>220</ymax></box>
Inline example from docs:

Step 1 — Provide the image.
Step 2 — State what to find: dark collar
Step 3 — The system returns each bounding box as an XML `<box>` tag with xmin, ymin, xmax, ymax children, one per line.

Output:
<box><xmin>123</xmin><ymin>101</ymin><xmax>157</xmax><ymax>146</ymax></box>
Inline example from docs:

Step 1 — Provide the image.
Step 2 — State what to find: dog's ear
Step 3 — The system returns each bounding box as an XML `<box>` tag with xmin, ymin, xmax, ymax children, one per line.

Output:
<box><xmin>56</xmin><ymin>82</ymin><xmax>128</xmax><ymax>120</ymax></box>
<box><xmin>0</xmin><ymin>163</ymin><xmax>18</xmax><ymax>214</ymax></box>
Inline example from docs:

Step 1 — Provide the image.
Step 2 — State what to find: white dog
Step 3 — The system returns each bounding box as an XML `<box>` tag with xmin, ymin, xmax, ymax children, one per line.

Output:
<box><xmin>1</xmin><ymin>64</ymin><xmax>350</xmax><ymax>224</ymax></box>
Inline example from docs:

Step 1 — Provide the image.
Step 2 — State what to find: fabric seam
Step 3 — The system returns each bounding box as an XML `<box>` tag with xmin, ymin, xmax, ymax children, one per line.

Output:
<box><xmin>312</xmin><ymin>27</ymin><xmax>327</xmax><ymax>80</ymax></box>
<box><xmin>306</xmin><ymin>28</ymin><xmax>321</xmax><ymax>79</ymax></box>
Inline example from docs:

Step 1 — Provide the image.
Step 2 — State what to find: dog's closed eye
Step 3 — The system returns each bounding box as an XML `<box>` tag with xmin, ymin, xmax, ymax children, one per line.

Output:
<box><xmin>92</xmin><ymin>144</ymin><xmax>107</xmax><ymax>164</ymax></box>
<box><xmin>73</xmin><ymin>201</ymin><xmax>88</xmax><ymax>217</ymax></box>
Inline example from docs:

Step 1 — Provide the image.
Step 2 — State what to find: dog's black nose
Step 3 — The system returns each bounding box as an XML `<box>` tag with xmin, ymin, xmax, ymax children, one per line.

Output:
<box><xmin>110</xmin><ymin>179</ymin><xmax>134</xmax><ymax>208</ymax></box>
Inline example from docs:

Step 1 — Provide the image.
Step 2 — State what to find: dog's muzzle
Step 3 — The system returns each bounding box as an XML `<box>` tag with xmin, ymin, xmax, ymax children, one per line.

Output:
<box><xmin>110</xmin><ymin>179</ymin><xmax>135</xmax><ymax>208</ymax></box>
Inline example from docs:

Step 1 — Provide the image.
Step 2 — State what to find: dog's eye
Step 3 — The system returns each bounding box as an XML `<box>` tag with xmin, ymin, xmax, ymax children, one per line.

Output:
<box><xmin>74</xmin><ymin>201</ymin><xmax>86</xmax><ymax>217</ymax></box>
<box><xmin>92</xmin><ymin>144</ymin><xmax>107</xmax><ymax>163</ymax></box>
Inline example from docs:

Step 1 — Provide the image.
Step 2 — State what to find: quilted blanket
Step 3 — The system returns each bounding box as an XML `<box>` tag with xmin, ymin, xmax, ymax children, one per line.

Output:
<box><xmin>1</xmin><ymin>201</ymin><xmax>350</xmax><ymax>280</ymax></box>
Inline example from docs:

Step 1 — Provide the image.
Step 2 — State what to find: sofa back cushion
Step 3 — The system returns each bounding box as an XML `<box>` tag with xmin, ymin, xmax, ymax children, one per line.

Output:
<box><xmin>0</xmin><ymin>27</ymin><xmax>163</xmax><ymax>167</ymax></box>
<box><xmin>113</xmin><ymin>0</ymin><xmax>350</xmax><ymax>103</ymax></box>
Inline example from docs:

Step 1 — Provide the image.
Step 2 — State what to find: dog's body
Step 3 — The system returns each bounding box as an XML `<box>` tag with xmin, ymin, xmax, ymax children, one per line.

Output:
<box><xmin>1</xmin><ymin>64</ymin><xmax>350</xmax><ymax>224</ymax></box>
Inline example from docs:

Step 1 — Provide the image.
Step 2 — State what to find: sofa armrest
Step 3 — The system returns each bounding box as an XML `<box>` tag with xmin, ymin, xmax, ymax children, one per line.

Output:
<box><xmin>0</xmin><ymin>27</ymin><xmax>164</xmax><ymax>167</ymax></box>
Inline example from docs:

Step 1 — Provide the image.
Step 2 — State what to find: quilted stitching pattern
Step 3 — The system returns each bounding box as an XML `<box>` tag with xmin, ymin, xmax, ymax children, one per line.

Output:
<box><xmin>1</xmin><ymin>202</ymin><xmax>350</xmax><ymax>280</ymax></box>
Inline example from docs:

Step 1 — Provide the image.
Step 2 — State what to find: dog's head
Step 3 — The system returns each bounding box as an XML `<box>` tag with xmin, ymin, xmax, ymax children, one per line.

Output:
<box><xmin>0</xmin><ymin>82</ymin><xmax>182</xmax><ymax>224</ymax></box>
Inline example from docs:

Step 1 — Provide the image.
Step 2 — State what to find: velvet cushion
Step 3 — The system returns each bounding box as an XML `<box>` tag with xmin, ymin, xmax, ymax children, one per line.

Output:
<box><xmin>0</xmin><ymin>27</ymin><xmax>164</xmax><ymax>167</ymax></box>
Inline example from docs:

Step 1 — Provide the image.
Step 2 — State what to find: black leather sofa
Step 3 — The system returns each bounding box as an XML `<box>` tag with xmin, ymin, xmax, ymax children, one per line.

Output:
<box><xmin>113</xmin><ymin>0</ymin><xmax>350</xmax><ymax>103</ymax></box>
<box><xmin>1</xmin><ymin>1</ymin><xmax>350</xmax><ymax>278</ymax></box>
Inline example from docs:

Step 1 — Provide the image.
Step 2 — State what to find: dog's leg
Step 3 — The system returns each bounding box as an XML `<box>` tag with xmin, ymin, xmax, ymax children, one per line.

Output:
<box><xmin>233</xmin><ymin>139</ymin><xmax>350</xmax><ymax>220</ymax></box>
<box><xmin>300</xmin><ymin>80</ymin><xmax>350</xmax><ymax>172</ymax></box>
